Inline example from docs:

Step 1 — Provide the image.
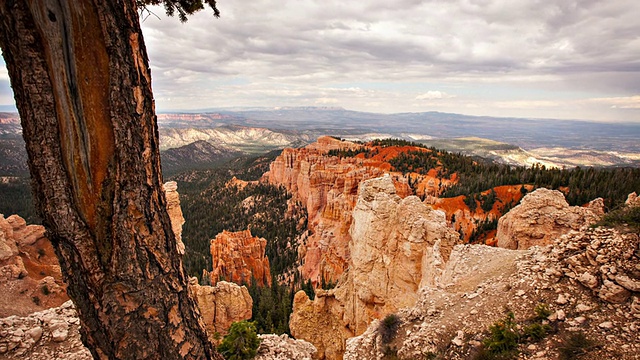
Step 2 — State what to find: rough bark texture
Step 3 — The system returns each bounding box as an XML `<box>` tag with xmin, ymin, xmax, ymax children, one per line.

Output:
<box><xmin>0</xmin><ymin>1</ymin><xmax>219</xmax><ymax>359</ymax></box>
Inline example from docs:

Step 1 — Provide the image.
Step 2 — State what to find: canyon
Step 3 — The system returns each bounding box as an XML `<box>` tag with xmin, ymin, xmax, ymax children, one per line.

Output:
<box><xmin>1</xmin><ymin>134</ymin><xmax>639</xmax><ymax>360</ymax></box>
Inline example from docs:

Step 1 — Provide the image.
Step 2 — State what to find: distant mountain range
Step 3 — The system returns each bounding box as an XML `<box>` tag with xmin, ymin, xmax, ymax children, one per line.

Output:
<box><xmin>1</xmin><ymin>107</ymin><xmax>639</xmax><ymax>177</ymax></box>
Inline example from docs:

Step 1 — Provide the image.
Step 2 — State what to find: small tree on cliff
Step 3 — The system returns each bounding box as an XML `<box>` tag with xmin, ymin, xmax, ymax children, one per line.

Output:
<box><xmin>0</xmin><ymin>1</ymin><xmax>220</xmax><ymax>359</ymax></box>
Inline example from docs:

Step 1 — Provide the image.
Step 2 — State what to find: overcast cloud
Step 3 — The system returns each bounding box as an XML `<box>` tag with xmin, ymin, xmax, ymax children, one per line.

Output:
<box><xmin>1</xmin><ymin>0</ymin><xmax>639</xmax><ymax>121</ymax></box>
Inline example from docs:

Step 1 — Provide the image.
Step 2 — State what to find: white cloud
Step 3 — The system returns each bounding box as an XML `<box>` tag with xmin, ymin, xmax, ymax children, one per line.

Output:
<box><xmin>586</xmin><ymin>96</ymin><xmax>640</xmax><ymax>109</ymax></box>
<box><xmin>2</xmin><ymin>1</ymin><xmax>639</xmax><ymax>121</ymax></box>
<box><xmin>416</xmin><ymin>91</ymin><xmax>456</xmax><ymax>100</ymax></box>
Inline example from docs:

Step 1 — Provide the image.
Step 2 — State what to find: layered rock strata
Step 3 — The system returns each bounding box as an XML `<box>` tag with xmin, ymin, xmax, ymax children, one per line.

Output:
<box><xmin>208</xmin><ymin>230</ymin><xmax>272</xmax><ymax>287</ymax></box>
<box><xmin>496</xmin><ymin>188</ymin><xmax>603</xmax><ymax>249</ymax></box>
<box><xmin>289</xmin><ymin>175</ymin><xmax>459</xmax><ymax>359</ymax></box>
<box><xmin>264</xmin><ymin>136</ymin><xmax>448</xmax><ymax>284</ymax></box>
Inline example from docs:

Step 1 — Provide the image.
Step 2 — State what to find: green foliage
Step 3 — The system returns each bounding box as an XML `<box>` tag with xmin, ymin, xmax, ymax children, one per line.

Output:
<box><xmin>482</xmin><ymin>312</ymin><xmax>519</xmax><ymax>356</ymax></box>
<box><xmin>464</xmin><ymin>194</ymin><xmax>478</xmax><ymax>212</ymax></box>
<box><xmin>382</xmin><ymin>346</ymin><xmax>400</xmax><ymax>360</ymax></box>
<box><xmin>138</xmin><ymin>0</ymin><xmax>220</xmax><ymax>22</ymax></box>
<box><xmin>246</xmin><ymin>279</ymin><xmax>294</xmax><ymax>335</ymax></box>
<box><xmin>301</xmin><ymin>279</ymin><xmax>315</xmax><ymax>300</ymax></box>
<box><xmin>327</xmin><ymin>147</ymin><xmax>373</xmax><ymax>158</ymax></box>
<box><xmin>379</xmin><ymin>314</ymin><xmax>401</xmax><ymax>344</ymax></box>
<box><xmin>558</xmin><ymin>332</ymin><xmax>597</xmax><ymax>360</ymax></box>
<box><xmin>218</xmin><ymin>321</ymin><xmax>261</xmax><ymax>360</ymax></box>
<box><xmin>0</xmin><ymin>178</ymin><xmax>40</xmax><ymax>224</ymax></box>
<box><xmin>595</xmin><ymin>203</ymin><xmax>640</xmax><ymax>232</ymax></box>
<box><xmin>468</xmin><ymin>218</ymin><xmax>498</xmax><ymax>243</ymax></box>
<box><xmin>175</xmin><ymin>167</ymin><xmax>307</xmax><ymax>282</ymax></box>
<box><xmin>388</xmin><ymin>149</ymin><xmax>440</xmax><ymax>175</ymax></box>
<box><xmin>320</xmin><ymin>276</ymin><xmax>337</xmax><ymax>290</ymax></box>
<box><xmin>480</xmin><ymin>189</ymin><xmax>497</xmax><ymax>212</ymax></box>
<box><xmin>444</xmin><ymin>163</ymin><xmax>640</xmax><ymax>210</ymax></box>
<box><xmin>523</xmin><ymin>323</ymin><xmax>551</xmax><ymax>342</ymax></box>
<box><xmin>534</xmin><ymin>303</ymin><xmax>552</xmax><ymax>320</ymax></box>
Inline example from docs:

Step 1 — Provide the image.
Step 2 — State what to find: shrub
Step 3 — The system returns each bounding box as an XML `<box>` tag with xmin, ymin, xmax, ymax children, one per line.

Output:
<box><xmin>41</xmin><ymin>285</ymin><xmax>51</xmax><ymax>296</ymax></box>
<box><xmin>523</xmin><ymin>323</ymin><xmax>551</xmax><ymax>342</ymax></box>
<box><xmin>482</xmin><ymin>312</ymin><xmax>519</xmax><ymax>356</ymax></box>
<box><xmin>558</xmin><ymin>332</ymin><xmax>598</xmax><ymax>360</ymax></box>
<box><xmin>379</xmin><ymin>313</ymin><xmax>401</xmax><ymax>344</ymax></box>
<box><xmin>218</xmin><ymin>321</ymin><xmax>261</xmax><ymax>360</ymax></box>
<box><xmin>533</xmin><ymin>303</ymin><xmax>552</xmax><ymax>320</ymax></box>
<box><xmin>596</xmin><ymin>205</ymin><xmax>640</xmax><ymax>232</ymax></box>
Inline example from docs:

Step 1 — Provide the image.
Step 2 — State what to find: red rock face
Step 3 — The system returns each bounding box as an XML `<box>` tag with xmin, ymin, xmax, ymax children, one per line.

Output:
<box><xmin>264</xmin><ymin>137</ymin><xmax>536</xmax><ymax>285</ymax></box>
<box><xmin>209</xmin><ymin>230</ymin><xmax>272</xmax><ymax>287</ymax></box>
<box><xmin>263</xmin><ymin>137</ymin><xmax>460</xmax><ymax>285</ymax></box>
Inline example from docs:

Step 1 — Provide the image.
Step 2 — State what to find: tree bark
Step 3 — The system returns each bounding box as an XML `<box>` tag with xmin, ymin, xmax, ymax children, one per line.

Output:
<box><xmin>0</xmin><ymin>1</ymin><xmax>220</xmax><ymax>359</ymax></box>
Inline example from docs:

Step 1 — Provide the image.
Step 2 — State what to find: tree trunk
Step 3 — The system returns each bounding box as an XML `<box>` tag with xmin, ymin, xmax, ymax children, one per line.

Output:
<box><xmin>0</xmin><ymin>1</ymin><xmax>220</xmax><ymax>359</ymax></box>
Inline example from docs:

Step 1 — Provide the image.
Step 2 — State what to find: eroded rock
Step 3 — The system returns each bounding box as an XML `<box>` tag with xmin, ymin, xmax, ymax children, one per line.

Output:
<box><xmin>496</xmin><ymin>188</ymin><xmax>603</xmax><ymax>249</ymax></box>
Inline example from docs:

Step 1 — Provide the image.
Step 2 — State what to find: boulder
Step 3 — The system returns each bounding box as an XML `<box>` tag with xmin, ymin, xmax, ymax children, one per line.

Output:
<box><xmin>496</xmin><ymin>188</ymin><xmax>602</xmax><ymax>249</ymax></box>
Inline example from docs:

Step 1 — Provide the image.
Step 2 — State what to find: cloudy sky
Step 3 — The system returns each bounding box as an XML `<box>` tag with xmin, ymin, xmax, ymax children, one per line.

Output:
<box><xmin>1</xmin><ymin>0</ymin><xmax>639</xmax><ymax>122</ymax></box>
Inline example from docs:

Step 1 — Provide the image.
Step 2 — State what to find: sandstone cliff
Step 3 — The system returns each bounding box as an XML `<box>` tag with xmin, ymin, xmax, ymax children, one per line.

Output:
<box><xmin>208</xmin><ymin>230</ymin><xmax>272</xmax><ymax>287</ymax></box>
<box><xmin>263</xmin><ymin>136</ymin><xmax>454</xmax><ymax>285</ymax></box>
<box><xmin>189</xmin><ymin>278</ymin><xmax>253</xmax><ymax>343</ymax></box>
<box><xmin>264</xmin><ymin>137</ymin><xmax>384</xmax><ymax>284</ymax></box>
<box><xmin>496</xmin><ymin>188</ymin><xmax>603</xmax><ymax>249</ymax></box>
<box><xmin>289</xmin><ymin>175</ymin><xmax>460</xmax><ymax>359</ymax></box>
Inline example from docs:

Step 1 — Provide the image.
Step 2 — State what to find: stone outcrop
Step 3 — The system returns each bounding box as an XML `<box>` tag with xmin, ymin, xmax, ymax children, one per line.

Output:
<box><xmin>496</xmin><ymin>188</ymin><xmax>603</xmax><ymax>249</ymax></box>
<box><xmin>344</xmin><ymin>225</ymin><xmax>640</xmax><ymax>360</ymax></box>
<box><xmin>626</xmin><ymin>192</ymin><xmax>640</xmax><ymax>207</ymax></box>
<box><xmin>255</xmin><ymin>334</ymin><xmax>317</xmax><ymax>360</ymax></box>
<box><xmin>163</xmin><ymin>181</ymin><xmax>186</xmax><ymax>255</ymax></box>
<box><xmin>0</xmin><ymin>214</ymin><xmax>66</xmax><ymax>317</ymax></box>
<box><xmin>550</xmin><ymin>227</ymin><xmax>639</xmax><ymax>304</ymax></box>
<box><xmin>208</xmin><ymin>230</ymin><xmax>272</xmax><ymax>287</ymax></box>
<box><xmin>189</xmin><ymin>278</ymin><xmax>252</xmax><ymax>343</ymax></box>
<box><xmin>289</xmin><ymin>175</ymin><xmax>459</xmax><ymax>359</ymax></box>
<box><xmin>0</xmin><ymin>301</ymin><xmax>91</xmax><ymax>359</ymax></box>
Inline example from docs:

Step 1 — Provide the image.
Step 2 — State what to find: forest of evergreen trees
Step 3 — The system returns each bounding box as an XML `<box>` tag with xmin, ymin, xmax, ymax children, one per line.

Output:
<box><xmin>0</xmin><ymin>178</ymin><xmax>40</xmax><ymax>224</ymax></box>
<box><xmin>349</xmin><ymin>138</ymin><xmax>640</xmax><ymax>209</ymax></box>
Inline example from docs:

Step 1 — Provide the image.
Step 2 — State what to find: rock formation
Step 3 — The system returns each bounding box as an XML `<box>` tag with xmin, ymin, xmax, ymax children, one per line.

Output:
<box><xmin>496</xmin><ymin>188</ymin><xmax>603</xmax><ymax>249</ymax></box>
<box><xmin>264</xmin><ymin>137</ymin><xmax>384</xmax><ymax>284</ymax></box>
<box><xmin>189</xmin><ymin>278</ymin><xmax>253</xmax><ymax>343</ymax></box>
<box><xmin>344</xmin><ymin>225</ymin><xmax>640</xmax><ymax>360</ymax></box>
<box><xmin>0</xmin><ymin>214</ymin><xmax>66</xmax><ymax>317</ymax></box>
<box><xmin>626</xmin><ymin>192</ymin><xmax>640</xmax><ymax>207</ymax></box>
<box><xmin>208</xmin><ymin>230</ymin><xmax>272</xmax><ymax>287</ymax></box>
<box><xmin>263</xmin><ymin>136</ymin><xmax>452</xmax><ymax>285</ymax></box>
<box><xmin>289</xmin><ymin>175</ymin><xmax>459</xmax><ymax>359</ymax></box>
<box><xmin>255</xmin><ymin>334</ymin><xmax>317</xmax><ymax>360</ymax></box>
<box><xmin>163</xmin><ymin>181</ymin><xmax>186</xmax><ymax>255</ymax></box>
<box><xmin>0</xmin><ymin>300</ymin><xmax>91</xmax><ymax>359</ymax></box>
